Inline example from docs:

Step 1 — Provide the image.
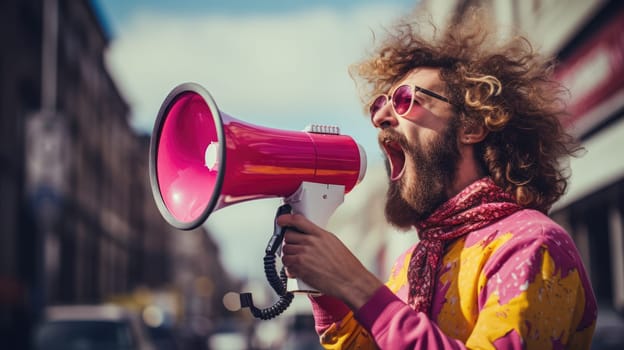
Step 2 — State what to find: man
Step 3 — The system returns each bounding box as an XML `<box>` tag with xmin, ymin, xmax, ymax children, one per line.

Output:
<box><xmin>277</xmin><ymin>10</ymin><xmax>597</xmax><ymax>350</ymax></box>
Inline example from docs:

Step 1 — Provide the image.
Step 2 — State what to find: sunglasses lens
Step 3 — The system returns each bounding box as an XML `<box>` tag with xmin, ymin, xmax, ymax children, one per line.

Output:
<box><xmin>392</xmin><ymin>85</ymin><xmax>413</xmax><ymax>115</ymax></box>
<box><xmin>370</xmin><ymin>95</ymin><xmax>387</xmax><ymax>119</ymax></box>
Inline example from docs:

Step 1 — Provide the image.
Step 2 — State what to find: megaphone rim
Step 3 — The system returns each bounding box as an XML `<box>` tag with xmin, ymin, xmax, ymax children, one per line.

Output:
<box><xmin>149</xmin><ymin>82</ymin><xmax>226</xmax><ymax>230</ymax></box>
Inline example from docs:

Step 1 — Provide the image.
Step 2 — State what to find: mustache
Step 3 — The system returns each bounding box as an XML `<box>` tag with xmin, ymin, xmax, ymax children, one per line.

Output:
<box><xmin>378</xmin><ymin>129</ymin><xmax>410</xmax><ymax>149</ymax></box>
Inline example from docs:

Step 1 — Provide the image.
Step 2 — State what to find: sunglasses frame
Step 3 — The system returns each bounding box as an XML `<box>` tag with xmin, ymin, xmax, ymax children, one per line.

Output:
<box><xmin>369</xmin><ymin>84</ymin><xmax>453</xmax><ymax>121</ymax></box>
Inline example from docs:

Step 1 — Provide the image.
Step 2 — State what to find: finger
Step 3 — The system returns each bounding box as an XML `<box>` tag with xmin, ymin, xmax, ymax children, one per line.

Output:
<box><xmin>283</xmin><ymin>230</ymin><xmax>311</xmax><ymax>245</ymax></box>
<box><xmin>281</xmin><ymin>242</ymin><xmax>306</xmax><ymax>255</ymax></box>
<box><xmin>283</xmin><ymin>266</ymin><xmax>296</xmax><ymax>279</ymax></box>
<box><xmin>276</xmin><ymin>213</ymin><xmax>323</xmax><ymax>236</ymax></box>
<box><xmin>281</xmin><ymin>255</ymin><xmax>302</xmax><ymax>275</ymax></box>
<box><xmin>276</xmin><ymin>213</ymin><xmax>294</xmax><ymax>226</ymax></box>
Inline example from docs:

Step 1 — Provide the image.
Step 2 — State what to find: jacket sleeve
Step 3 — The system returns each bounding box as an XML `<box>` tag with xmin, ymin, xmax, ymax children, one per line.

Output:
<box><xmin>309</xmin><ymin>295</ymin><xmax>379</xmax><ymax>350</ymax></box>
<box><xmin>310</xmin><ymin>287</ymin><xmax>465</xmax><ymax>349</ymax></box>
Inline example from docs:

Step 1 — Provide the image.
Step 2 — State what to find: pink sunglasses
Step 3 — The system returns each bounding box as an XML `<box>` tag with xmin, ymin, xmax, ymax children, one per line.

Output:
<box><xmin>369</xmin><ymin>84</ymin><xmax>452</xmax><ymax>122</ymax></box>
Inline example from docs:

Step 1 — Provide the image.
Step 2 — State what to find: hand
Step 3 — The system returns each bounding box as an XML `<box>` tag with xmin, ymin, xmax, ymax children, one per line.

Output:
<box><xmin>277</xmin><ymin>213</ymin><xmax>384</xmax><ymax>310</ymax></box>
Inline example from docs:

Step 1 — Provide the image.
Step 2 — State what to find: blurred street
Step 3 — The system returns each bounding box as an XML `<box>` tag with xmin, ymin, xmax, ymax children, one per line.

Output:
<box><xmin>1</xmin><ymin>0</ymin><xmax>624</xmax><ymax>349</ymax></box>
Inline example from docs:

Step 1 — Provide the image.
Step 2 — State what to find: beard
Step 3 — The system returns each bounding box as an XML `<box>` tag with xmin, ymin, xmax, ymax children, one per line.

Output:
<box><xmin>383</xmin><ymin>121</ymin><xmax>461</xmax><ymax>229</ymax></box>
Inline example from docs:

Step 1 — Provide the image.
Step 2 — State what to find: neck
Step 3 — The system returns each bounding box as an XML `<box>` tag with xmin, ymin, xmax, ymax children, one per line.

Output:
<box><xmin>448</xmin><ymin>146</ymin><xmax>486</xmax><ymax>198</ymax></box>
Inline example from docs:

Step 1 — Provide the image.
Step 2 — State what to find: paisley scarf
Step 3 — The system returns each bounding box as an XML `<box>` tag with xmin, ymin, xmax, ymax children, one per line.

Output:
<box><xmin>407</xmin><ymin>177</ymin><xmax>521</xmax><ymax>314</ymax></box>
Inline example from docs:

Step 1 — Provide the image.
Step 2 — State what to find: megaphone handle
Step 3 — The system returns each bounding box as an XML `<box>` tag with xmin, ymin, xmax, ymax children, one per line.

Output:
<box><xmin>284</xmin><ymin>182</ymin><xmax>345</xmax><ymax>294</ymax></box>
<box><xmin>240</xmin><ymin>183</ymin><xmax>345</xmax><ymax>320</ymax></box>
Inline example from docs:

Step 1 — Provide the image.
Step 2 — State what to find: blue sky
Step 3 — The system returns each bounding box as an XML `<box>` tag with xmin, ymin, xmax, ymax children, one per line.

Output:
<box><xmin>91</xmin><ymin>0</ymin><xmax>418</xmax><ymax>281</ymax></box>
<box><xmin>93</xmin><ymin>0</ymin><xmax>417</xmax><ymax>37</ymax></box>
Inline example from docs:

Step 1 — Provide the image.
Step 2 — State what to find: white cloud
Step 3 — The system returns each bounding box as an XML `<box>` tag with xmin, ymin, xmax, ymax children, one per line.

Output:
<box><xmin>106</xmin><ymin>4</ymin><xmax>410</xmax><ymax>280</ymax></box>
<box><xmin>105</xmin><ymin>5</ymin><xmax>407</xmax><ymax>159</ymax></box>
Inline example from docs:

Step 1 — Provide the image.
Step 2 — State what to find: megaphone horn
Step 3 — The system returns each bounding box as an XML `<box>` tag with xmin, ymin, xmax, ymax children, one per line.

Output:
<box><xmin>149</xmin><ymin>83</ymin><xmax>366</xmax><ymax>230</ymax></box>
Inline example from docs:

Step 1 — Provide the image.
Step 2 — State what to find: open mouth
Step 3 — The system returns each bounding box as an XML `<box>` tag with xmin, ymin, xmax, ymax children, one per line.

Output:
<box><xmin>383</xmin><ymin>140</ymin><xmax>406</xmax><ymax>181</ymax></box>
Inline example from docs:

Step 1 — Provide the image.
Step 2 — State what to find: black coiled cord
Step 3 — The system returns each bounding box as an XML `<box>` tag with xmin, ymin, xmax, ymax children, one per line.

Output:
<box><xmin>264</xmin><ymin>254</ymin><xmax>288</xmax><ymax>296</ymax></box>
<box><xmin>240</xmin><ymin>204</ymin><xmax>295</xmax><ymax>320</ymax></box>
<box><xmin>239</xmin><ymin>255</ymin><xmax>294</xmax><ymax>320</ymax></box>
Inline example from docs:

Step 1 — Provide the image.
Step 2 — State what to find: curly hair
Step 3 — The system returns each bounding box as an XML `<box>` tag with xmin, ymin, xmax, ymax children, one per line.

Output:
<box><xmin>351</xmin><ymin>8</ymin><xmax>581</xmax><ymax>213</ymax></box>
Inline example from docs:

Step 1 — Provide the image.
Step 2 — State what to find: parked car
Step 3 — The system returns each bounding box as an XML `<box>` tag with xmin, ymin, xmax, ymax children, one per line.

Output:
<box><xmin>592</xmin><ymin>307</ymin><xmax>624</xmax><ymax>350</ymax></box>
<box><xmin>146</xmin><ymin>325</ymin><xmax>181</xmax><ymax>350</ymax></box>
<box><xmin>33</xmin><ymin>304</ymin><xmax>155</xmax><ymax>350</ymax></box>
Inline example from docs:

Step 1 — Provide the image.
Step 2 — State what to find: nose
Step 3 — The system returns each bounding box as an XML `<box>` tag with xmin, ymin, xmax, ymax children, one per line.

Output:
<box><xmin>371</xmin><ymin>103</ymin><xmax>397</xmax><ymax>129</ymax></box>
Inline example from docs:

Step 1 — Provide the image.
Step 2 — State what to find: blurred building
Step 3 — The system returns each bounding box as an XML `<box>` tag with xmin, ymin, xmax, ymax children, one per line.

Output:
<box><xmin>0</xmin><ymin>0</ymin><xmax>237</xmax><ymax>348</ymax></box>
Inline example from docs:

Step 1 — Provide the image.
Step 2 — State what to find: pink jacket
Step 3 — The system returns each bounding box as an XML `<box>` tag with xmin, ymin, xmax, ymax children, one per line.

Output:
<box><xmin>310</xmin><ymin>209</ymin><xmax>597</xmax><ymax>349</ymax></box>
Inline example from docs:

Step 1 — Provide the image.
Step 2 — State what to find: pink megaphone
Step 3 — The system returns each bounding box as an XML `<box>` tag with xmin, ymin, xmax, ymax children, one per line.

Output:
<box><xmin>149</xmin><ymin>83</ymin><xmax>367</xmax><ymax>230</ymax></box>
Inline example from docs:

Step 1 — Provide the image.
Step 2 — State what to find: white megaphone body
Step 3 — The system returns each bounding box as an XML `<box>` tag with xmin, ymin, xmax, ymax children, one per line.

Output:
<box><xmin>149</xmin><ymin>83</ymin><xmax>366</xmax><ymax>314</ymax></box>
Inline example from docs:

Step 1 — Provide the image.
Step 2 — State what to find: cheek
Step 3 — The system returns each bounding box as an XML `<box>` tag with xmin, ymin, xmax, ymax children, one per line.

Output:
<box><xmin>403</xmin><ymin>127</ymin><xmax>439</xmax><ymax>151</ymax></box>
<box><xmin>402</xmin><ymin>106</ymin><xmax>450</xmax><ymax>130</ymax></box>
<box><xmin>426</xmin><ymin>116</ymin><xmax>451</xmax><ymax>136</ymax></box>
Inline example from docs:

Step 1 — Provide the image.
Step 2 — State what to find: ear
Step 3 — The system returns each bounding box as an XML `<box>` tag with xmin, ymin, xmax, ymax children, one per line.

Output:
<box><xmin>459</xmin><ymin>122</ymin><xmax>488</xmax><ymax>145</ymax></box>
